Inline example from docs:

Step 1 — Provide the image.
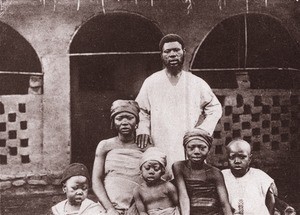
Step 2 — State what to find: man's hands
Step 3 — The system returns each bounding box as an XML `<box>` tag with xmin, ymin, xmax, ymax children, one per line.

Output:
<box><xmin>136</xmin><ymin>134</ymin><xmax>152</xmax><ymax>149</ymax></box>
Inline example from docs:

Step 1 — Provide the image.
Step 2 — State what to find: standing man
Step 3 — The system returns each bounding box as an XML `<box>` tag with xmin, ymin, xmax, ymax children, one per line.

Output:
<box><xmin>135</xmin><ymin>34</ymin><xmax>222</xmax><ymax>178</ymax></box>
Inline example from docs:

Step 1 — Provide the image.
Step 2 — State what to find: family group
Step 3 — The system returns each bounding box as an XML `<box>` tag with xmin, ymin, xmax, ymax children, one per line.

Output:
<box><xmin>51</xmin><ymin>34</ymin><xmax>295</xmax><ymax>215</ymax></box>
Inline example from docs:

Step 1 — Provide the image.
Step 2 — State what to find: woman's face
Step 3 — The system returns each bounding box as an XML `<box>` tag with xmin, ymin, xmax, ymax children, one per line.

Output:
<box><xmin>114</xmin><ymin>112</ymin><xmax>137</xmax><ymax>135</ymax></box>
<box><xmin>185</xmin><ymin>139</ymin><xmax>209</xmax><ymax>164</ymax></box>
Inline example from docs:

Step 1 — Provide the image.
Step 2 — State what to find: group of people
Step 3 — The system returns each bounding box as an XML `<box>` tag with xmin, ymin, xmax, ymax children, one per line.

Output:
<box><xmin>51</xmin><ymin>34</ymin><xmax>296</xmax><ymax>215</ymax></box>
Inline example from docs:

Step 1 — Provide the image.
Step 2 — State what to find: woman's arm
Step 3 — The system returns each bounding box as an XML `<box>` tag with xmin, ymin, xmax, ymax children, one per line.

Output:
<box><xmin>213</xmin><ymin>168</ymin><xmax>233</xmax><ymax>215</ymax></box>
<box><xmin>172</xmin><ymin>162</ymin><xmax>190</xmax><ymax>215</ymax></box>
<box><xmin>92</xmin><ymin>141</ymin><xmax>119</xmax><ymax>215</ymax></box>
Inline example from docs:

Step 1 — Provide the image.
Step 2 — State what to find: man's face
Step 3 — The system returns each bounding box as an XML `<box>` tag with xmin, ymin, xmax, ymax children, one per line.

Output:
<box><xmin>114</xmin><ymin>112</ymin><xmax>137</xmax><ymax>135</ymax></box>
<box><xmin>227</xmin><ymin>143</ymin><xmax>252</xmax><ymax>177</ymax></box>
<box><xmin>141</xmin><ymin>160</ymin><xmax>163</xmax><ymax>185</ymax></box>
<box><xmin>161</xmin><ymin>41</ymin><xmax>185</xmax><ymax>74</ymax></box>
<box><xmin>63</xmin><ymin>176</ymin><xmax>88</xmax><ymax>206</ymax></box>
<box><xmin>185</xmin><ymin>139</ymin><xmax>209</xmax><ymax>164</ymax></box>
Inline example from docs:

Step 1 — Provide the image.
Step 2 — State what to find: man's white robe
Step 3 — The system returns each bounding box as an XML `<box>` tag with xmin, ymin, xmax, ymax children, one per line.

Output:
<box><xmin>136</xmin><ymin>70</ymin><xmax>222</xmax><ymax>176</ymax></box>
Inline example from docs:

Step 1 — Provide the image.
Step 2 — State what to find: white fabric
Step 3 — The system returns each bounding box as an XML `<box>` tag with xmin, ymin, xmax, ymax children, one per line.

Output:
<box><xmin>136</xmin><ymin>70</ymin><xmax>222</xmax><ymax>175</ymax></box>
<box><xmin>222</xmin><ymin>168</ymin><xmax>274</xmax><ymax>215</ymax></box>
<box><xmin>51</xmin><ymin>199</ymin><xmax>102</xmax><ymax>215</ymax></box>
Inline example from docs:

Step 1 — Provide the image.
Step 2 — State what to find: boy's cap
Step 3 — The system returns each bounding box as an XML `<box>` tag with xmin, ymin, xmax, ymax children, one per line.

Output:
<box><xmin>140</xmin><ymin>147</ymin><xmax>167</xmax><ymax>169</ymax></box>
<box><xmin>110</xmin><ymin>100</ymin><xmax>140</xmax><ymax>121</ymax></box>
<box><xmin>60</xmin><ymin>163</ymin><xmax>90</xmax><ymax>184</ymax></box>
<box><xmin>183</xmin><ymin>128</ymin><xmax>213</xmax><ymax>149</ymax></box>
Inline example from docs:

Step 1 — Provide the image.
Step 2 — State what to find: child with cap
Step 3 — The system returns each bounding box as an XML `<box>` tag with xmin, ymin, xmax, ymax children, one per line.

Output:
<box><xmin>133</xmin><ymin>147</ymin><xmax>180</xmax><ymax>215</ymax></box>
<box><xmin>172</xmin><ymin>128</ymin><xmax>232</xmax><ymax>215</ymax></box>
<box><xmin>51</xmin><ymin>163</ymin><xmax>101</xmax><ymax>215</ymax></box>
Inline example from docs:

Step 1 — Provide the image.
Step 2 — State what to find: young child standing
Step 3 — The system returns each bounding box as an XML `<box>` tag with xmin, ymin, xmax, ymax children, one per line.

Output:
<box><xmin>133</xmin><ymin>147</ymin><xmax>180</xmax><ymax>215</ymax></box>
<box><xmin>172</xmin><ymin>128</ymin><xmax>232</xmax><ymax>215</ymax></box>
<box><xmin>222</xmin><ymin>139</ymin><xmax>277</xmax><ymax>215</ymax></box>
<box><xmin>51</xmin><ymin>163</ymin><xmax>101</xmax><ymax>215</ymax></box>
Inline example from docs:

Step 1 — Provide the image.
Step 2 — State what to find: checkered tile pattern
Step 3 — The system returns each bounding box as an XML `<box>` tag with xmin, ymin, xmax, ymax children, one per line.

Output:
<box><xmin>209</xmin><ymin>90</ymin><xmax>300</xmax><ymax>167</ymax></box>
<box><xmin>0</xmin><ymin>101</ymin><xmax>30</xmax><ymax>165</ymax></box>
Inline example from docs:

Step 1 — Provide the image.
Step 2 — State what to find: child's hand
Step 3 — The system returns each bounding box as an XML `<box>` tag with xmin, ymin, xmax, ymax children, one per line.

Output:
<box><xmin>284</xmin><ymin>206</ymin><xmax>296</xmax><ymax>215</ymax></box>
<box><xmin>106</xmin><ymin>208</ymin><xmax>120</xmax><ymax>215</ymax></box>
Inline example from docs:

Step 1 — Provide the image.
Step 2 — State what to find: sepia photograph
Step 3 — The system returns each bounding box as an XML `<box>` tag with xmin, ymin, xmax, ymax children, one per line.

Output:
<box><xmin>0</xmin><ymin>0</ymin><xmax>299</xmax><ymax>214</ymax></box>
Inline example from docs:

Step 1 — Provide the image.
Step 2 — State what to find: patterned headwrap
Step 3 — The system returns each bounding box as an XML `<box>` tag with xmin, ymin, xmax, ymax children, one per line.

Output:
<box><xmin>140</xmin><ymin>147</ymin><xmax>167</xmax><ymax>169</ymax></box>
<box><xmin>183</xmin><ymin>128</ymin><xmax>213</xmax><ymax>149</ymax></box>
<box><xmin>110</xmin><ymin>100</ymin><xmax>140</xmax><ymax>128</ymax></box>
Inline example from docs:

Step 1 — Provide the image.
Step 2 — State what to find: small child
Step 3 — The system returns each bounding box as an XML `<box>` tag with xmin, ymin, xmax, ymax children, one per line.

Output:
<box><xmin>51</xmin><ymin>163</ymin><xmax>101</xmax><ymax>215</ymax></box>
<box><xmin>134</xmin><ymin>147</ymin><xmax>180</xmax><ymax>215</ymax></box>
<box><xmin>172</xmin><ymin>128</ymin><xmax>232</xmax><ymax>215</ymax></box>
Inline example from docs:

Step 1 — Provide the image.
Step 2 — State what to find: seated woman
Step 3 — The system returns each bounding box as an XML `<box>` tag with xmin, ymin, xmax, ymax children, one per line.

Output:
<box><xmin>92</xmin><ymin>100</ymin><xmax>149</xmax><ymax>215</ymax></box>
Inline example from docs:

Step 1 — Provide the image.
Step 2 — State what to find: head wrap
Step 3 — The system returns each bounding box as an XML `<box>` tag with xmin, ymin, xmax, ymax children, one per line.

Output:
<box><xmin>183</xmin><ymin>128</ymin><xmax>213</xmax><ymax>149</ymax></box>
<box><xmin>140</xmin><ymin>147</ymin><xmax>167</xmax><ymax>169</ymax></box>
<box><xmin>110</xmin><ymin>100</ymin><xmax>140</xmax><ymax>128</ymax></box>
<box><xmin>159</xmin><ymin>33</ymin><xmax>185</xmax><ymax>51</ymax></box>
<box><xmin>60</xmin><ymin>163</ymin><xmax>90</xmax><ymax>184</ymax></box>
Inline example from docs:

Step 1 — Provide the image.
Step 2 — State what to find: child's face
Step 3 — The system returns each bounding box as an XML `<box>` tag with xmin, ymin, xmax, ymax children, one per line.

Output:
<box><xmin>63</xmin><ymin>176</ymin><xmax>88</xmax><ymax>206</ymax></box>
<box><xmin>114</xmin><ymin>112</ymin><xmax>137</xmax><ymax>135</ymax></box>
<box><xmin>185</xmin><ymin>139</ymin><xmax>209</xmax><ymax>163</ymax></box>
<box><xmin>227</xmin><ymin>143</ymin><xmax>252</xmax><ymax>177</ymax></box>
<box><xmin>141</xmin><ymin>160</ymin><xmax>163</xmax><ymax>185</ymax></box>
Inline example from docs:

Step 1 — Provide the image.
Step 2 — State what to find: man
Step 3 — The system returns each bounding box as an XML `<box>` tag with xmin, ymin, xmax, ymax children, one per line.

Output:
<box><xmin>222</xmin><ymin>139</ymin><xmax>276</xmax><ymax>215</ymax></box>
<box><xmin>135</xmin><ymin>34</ymin><xmax>222</xmax><ymax>178</ymax></box>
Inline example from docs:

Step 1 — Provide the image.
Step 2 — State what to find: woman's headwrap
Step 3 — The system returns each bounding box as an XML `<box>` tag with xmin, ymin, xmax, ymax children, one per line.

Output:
<box><xmin>140</xmin><ymin>147</ymin><xmax>167</xmax><ymax>169</ymax></box>
<box><xmin>183</xmin><ymin>128</ymin><xmax>213</xmax><ymax>149</ymax></box>
<box><xmin>110</xmin><ymin>100</ymin><xmax>140</xmax><ymax>128</ymax></box>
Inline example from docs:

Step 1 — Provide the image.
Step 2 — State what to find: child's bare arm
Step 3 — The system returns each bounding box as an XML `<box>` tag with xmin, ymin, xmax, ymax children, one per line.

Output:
<box><xmin>266</xmin><ymin>182</ymin><xmax>276</xmax><ymax>215</ymax></box>
<box><xmin>214</xmin><ymin>168</ymin><xmax>233</xmax><ymax>215</ymax></box>
<box><xmin>172</xmin><ymin>162</ymin><xmax>190</xmax><ymax>215</ymax></box>
<box><xmin>166</xmin><ymin>182</ymin><xmax>179</xmax><ymax>206</ymax></box>
<box><xmin>133</xmin><ymin>187</ymin><xmax>148</xmax><ymax>215</ymax></box>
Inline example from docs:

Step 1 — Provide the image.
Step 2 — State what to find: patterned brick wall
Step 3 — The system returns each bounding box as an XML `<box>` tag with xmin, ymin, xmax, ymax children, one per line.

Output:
<box><xmin>0</xmin><ymin>95</ymin><xmax>43</xmax><ymax>175</ymax></box>
<box><xmin>208</xmin><ymin>89</ymin><xmax>300</xmax><ymax>169</ymax></box>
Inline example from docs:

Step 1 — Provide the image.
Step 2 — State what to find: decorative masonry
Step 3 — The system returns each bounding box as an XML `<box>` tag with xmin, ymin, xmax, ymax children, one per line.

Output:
<box><xmin>208</xmin><ymin>89</ymin><xmax>300</xmax><ymax>169</ymax></box>
<box><xmin>0</xmin><ymin>94</ymin><xmax>43</xmax><ymax>175</ymax></box>
<box><xmin>0</xmin><ymin>89</ymin><xmax>299</xmax><ymax>194</ymax></box>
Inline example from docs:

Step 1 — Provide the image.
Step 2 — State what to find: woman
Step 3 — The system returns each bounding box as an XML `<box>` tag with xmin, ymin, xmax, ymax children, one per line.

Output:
<box><xmin>92</xmin><ymin>100</ymin><xmax>148</xmax><ymax>215</ymax></box>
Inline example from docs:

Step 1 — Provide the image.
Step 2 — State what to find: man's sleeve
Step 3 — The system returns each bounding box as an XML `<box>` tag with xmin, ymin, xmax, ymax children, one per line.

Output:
<box><xmin>197</xmin><ymin>81</ymin><xmax>222</xmax><ymax>136</ymax></box>
<box><xmin>135</xmin><ymin>80</ymin><xmax>151</xmax><ymax>136</ymax></box>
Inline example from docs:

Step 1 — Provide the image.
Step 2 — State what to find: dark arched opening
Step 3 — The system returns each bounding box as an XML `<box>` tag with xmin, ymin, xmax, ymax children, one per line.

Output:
<box><xmin>0</xmin><ymin>22</ymin><xmax>42</xmax><ymax>95</ymax></box>
<box><xmin>190</xmin><ymin>13</ymin><xmax>300</xmax><ymax>89</ymax></box>
<box><xmin>70</xmin><ymin>12</ymin><xmax>163</xmax><ymax>170</ymax></box>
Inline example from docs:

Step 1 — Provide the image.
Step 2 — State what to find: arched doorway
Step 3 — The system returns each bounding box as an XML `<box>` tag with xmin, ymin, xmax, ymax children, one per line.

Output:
<box><xmin>190</xmin><ymin>13</ymin><xmax>300</xmax><ymax>89</ymax></box>
<box><xmin>69</xmin><ymin>12</ymin><xmax>163</xmax><ymax>171</ymax></box>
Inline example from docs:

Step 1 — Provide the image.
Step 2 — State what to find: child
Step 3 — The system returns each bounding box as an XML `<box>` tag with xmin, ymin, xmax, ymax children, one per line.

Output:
<box><xmin>172</xmin><ymin>128</ymin><xmax>232</xmax><ymax>215</ymax></box>
<box><xmin>222</xmin><ymin>139</ymin><xmax>277</xmax><ymax>215</ymax></box>
<box><xmin>52</xmin><ymin>163</ymin><xmax>101</xmax><ymax>215</ymax></box>
<box><xmin>134</xmin><ymin>147</ymin><xmax>180</xmax><ymax>215</ymax></box>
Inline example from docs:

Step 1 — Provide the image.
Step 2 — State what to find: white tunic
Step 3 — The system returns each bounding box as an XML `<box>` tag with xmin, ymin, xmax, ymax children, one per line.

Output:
<box><xmin>222</xmin><ymin>168</ymin><xmax>274</xmax><ymax>215</ymax></box>
<box><xmin>136</xmin><ymin>70</ymin><xmax>222</xmax><ymax>175</ymax></box>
